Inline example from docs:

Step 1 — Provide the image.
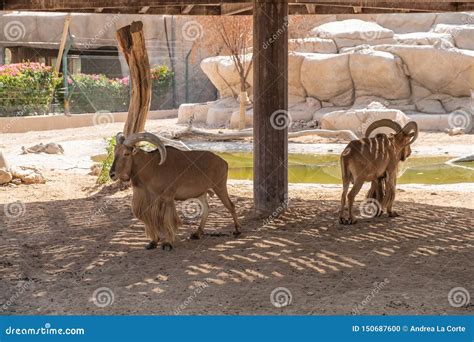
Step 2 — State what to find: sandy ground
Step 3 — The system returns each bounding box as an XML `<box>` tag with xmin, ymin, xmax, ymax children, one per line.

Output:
<box><xmin>0</xmin><ymin>118</ymin><xmax>473</xmax><ymax>315</ymax></box>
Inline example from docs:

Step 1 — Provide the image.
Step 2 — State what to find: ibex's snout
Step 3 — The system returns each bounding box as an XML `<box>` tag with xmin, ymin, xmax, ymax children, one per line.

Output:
<box><xmin>109</xmin><ymin>169</ymin><xmax>117</xmax><ymax>181</ymax></box>
<box><xmin>109</xmin><ymin>162</ymin><xmax>118</xmax><ymax>181</ymax></box>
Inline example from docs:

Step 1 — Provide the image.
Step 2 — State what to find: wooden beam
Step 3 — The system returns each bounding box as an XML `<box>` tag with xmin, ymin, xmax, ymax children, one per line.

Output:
<box><xmin>139</xmin><ymin>6</ymin><xmax>150</xmax><ymax>13</ymax></box>
<box><xmin>4</xmin><ymin>0</ymin><xmax>474</xmax><ymax>14</ymax></box>
<box><xmin>253</xmin><ymin>0</ymin><xmax>288</xmax><ymax>215</ymax></box>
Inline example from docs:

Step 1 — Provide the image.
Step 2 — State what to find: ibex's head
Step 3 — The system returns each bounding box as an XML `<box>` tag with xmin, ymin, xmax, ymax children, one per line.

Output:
<box><xmin>109</xmin><ymin>132</ymin><xmax>167</xmax><ymax>182</ymax></box>
<box><xmin>365</xmin><ymin>119</ymin><xmax>418</xmax><ymax>161</ymax></box>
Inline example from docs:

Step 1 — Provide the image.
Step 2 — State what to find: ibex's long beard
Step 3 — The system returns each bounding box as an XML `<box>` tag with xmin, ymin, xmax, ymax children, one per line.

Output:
<box><xmin>132</xmin><ymin>191</ymin><xmax>181</xmax><ymax>243</ymax></box>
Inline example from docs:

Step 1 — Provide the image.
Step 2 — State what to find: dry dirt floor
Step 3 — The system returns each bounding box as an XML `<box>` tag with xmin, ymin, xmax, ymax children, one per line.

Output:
<box><xmin>1</xmin><ymin>171</ymin><xmax>472</xmax><ymax>315</ymax></box>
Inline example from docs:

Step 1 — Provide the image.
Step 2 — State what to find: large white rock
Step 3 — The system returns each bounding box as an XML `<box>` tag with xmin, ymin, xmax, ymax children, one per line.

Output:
<box><xmin>289</xmin><ymin>97</ymin><xmax>322</xmax><ymax>121</ymax></box>
<box><xmin>320</xmin><ymin>102</ymin><xmax>410</xmax><ymax>136</ymax></box>
<box><xmin>415</xmin><ymin>99</ymin><xmax>446</xmax><ymax>114</ymax></box>
<box><xmin>230</xmin><ymin>108</ymin><xmax>253</xmax><ymax>129</ymax></box>
<box><xmin>349</xmin><ymin>48</ymin><xmax>410</xmax><ymax>100</ymax></box>
<box><xmin>200</xmin><ymin>54</ymin><xmax>253</xmax><ymax>98</ymax></box>
<box><xmin>394</xmin><ymin>32</ymin><xmax>454</xmax><ymax>48</ymax></box>
<box><xmin>288</xmin><ymin>37</ymin><xmax>337</xmax><ymax>54</ymax></box>
<box><xmin>375</xmin><ymin>45</ymin><xmax>474</xmax><ymax>97</ymax></box>
<box><xmin>300</xmin><ymin>53</ymin><xmax>353</xmax><ymax>106</ymax></box>
<box><xmin>433</xmin><ymin>24</ymin><xmax>474</xmax><ymax>50</ymax></box>
<box><xmin>376</xmin><ymin>13</ymin><xmax>437</xmax><ymax>34</ymax></box>
<box><xmin>309</xmin><ymin>19</ymin><xmax>395</xmax><ymax>49</ymax></box>
<box><xmin>288</xmin><ymin>53</ymin><xmax>306</xmax><ymax>97</ymax></box>
<box><xmin>205</xmin><ymin>97</ymin><xmax>239</xmax><ymax>127</ymax></box>
<box><xmin>177</xmin><ymin>103</ymin><xmax>209</xmax><ymax>124</ymax></box>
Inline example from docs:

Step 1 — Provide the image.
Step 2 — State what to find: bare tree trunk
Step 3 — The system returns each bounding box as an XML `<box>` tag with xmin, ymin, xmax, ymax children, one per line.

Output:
<box><xmin>116</xmin><ymin>21</ymin><xmax>151</xmax><ymax>136</ymax></box>
<box><xmin>238</xmin><ymin>81</ymin><xmax>248</xmax><ymax>130</ymax></box>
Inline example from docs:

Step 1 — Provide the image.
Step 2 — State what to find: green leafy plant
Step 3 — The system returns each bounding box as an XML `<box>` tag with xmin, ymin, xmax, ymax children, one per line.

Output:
<box><xmin>0</xmin><ymin>62</ymin><xmax>61</xmax><ymax>116</ymax></box>
<box><xmin>97</xmin><ymin>136</ymin><xmax>117</xmax><ymax>184</ymax></box>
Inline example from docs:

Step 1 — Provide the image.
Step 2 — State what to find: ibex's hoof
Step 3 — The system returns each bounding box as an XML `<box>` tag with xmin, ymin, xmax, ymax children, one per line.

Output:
<box><xmin>162</xmin><ymin>243</ymin><xmax>173</xmax><ymax>251</ymax></box>
<box><xmin>340</xmin><ymin>217</ymin><xmax>357</xmax><ymax>225</ymax></box>
<box><xmin>145</xmin><ymin>241</ymin><xmax>158</xmax><ymax>250</ymax></box>
<box><xmin>190</xmin><ymin>232</ymin><xmax>202</xmax><ymax>240</ymax></box>
<box><xmin>233</xmin><ymin>231</ymin><xmax>242</xmax><ymax>238</ymax></box>
<box><xmin>388</xmin><ymin>211</ymin><xmax>399</xmax><ymax>217</ymax></box>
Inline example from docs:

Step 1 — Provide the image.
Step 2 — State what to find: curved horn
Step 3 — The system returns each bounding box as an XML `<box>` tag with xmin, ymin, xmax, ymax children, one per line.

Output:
<box><xmin>123</xmin><ymin>132</ymin><xmax>167</xmax><ymax>165</ymax></box>
<box><xmin>365</xmin><ymin>119</ymin><xmax>402</xmax><ymax>138</ymax></box>
<box><xmin>115</xmin><ymin>132</ymin><xmax>125</xmax><ymax>145</ymax></box>
<box><xmin>401</xmin><ymin>121</ymin><xmax>419</xmax><ymax>145</ymax></box>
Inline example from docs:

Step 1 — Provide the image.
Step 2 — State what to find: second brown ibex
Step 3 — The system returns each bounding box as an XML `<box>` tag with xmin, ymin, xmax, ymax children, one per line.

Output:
<box><xmin>339</xmin><ymin>119</ymin><xmax>418</xmax><ymax>224</ymax></box>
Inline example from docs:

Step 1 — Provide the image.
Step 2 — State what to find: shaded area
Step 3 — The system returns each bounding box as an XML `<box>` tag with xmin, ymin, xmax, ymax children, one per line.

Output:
<box><xmin>0</xmin><ymin>193</ymin><xmax>472</xmax><ymax>315</ymax></box>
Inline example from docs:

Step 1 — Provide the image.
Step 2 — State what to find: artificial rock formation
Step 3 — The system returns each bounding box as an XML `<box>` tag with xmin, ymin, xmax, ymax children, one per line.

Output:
<box><xmin>179</xmin><ymin>18</ymin><xmax>474</xmax><ymax>131</ymax></box>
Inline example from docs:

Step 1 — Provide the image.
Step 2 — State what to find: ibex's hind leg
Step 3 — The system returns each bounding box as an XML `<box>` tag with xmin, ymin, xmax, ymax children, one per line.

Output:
<box><xmin>190</xmin><ymin>194</ymin><xmax>209</xmax><ymax>240</ymax></box>
<box><xmin>214</xmin><ymin>183</ymin><xmax>241</xmax><ymax>236</ymax></box>
<box><xmin>339</xmin><ymin>178</ymin><xmax>350</xmax><ymax>224</ymax></box>
<box><xmin>344</xmin><ymin>179</ymin><xmax>364</xmax><ymax>225</ymax></box>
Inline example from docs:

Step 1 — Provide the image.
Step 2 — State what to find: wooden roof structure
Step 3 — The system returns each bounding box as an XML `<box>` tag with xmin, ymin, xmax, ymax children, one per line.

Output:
<box><xmin>4</xmin><ymin>0</ymin><xmax>473</xmax><ymax>214</ymax></box>
<box><xmin>3</xmin><ymin>0</ymin><xmax>474</xmax><ymax>15</ymax></box>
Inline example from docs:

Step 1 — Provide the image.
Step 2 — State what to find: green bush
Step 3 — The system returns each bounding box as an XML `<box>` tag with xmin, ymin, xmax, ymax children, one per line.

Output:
<box><xmin>0</xmin><ymin>62</ymin><xmax>61</xmax><ymax>116</ymax></box>
<box><xmin>97</xmin><ymin>136</ymin><xmax>116</xmax><ymax>184</ymax></box>
<box><xmin>68</xmin><ymin>65</ymin><xmax>173</xmax><ymax>114</ymax></box>
<box><xmin>67</xmin><ymin>74</ymin><xmax>129</xmax><ymax>114</ymax></box>
<box><xmin>0</xmin><ymin>63</ymin><xmax>173</xmax><ymax>116</ymax></box>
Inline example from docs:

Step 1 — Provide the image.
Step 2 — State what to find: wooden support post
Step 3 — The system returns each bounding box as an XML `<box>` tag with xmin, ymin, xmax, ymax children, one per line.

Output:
<box><xmin>253</xmin><ymin>0</ymin><xmax>289</xmax><ymax>215</ymax></box>
<box><xmin>116</xmin><ymin>21</ymin><xmax>151</xmax><ymax>136</ymax></box>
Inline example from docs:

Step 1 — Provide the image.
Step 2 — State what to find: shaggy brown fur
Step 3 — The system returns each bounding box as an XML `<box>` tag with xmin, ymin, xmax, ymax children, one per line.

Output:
<box><xmin>110</xmin><ymin>132</ymin><xmax>241</xmax><ymax>250</ymax></box>
<box><xmin>339</xmin><ymin>120</ymin><xmax>418</xmax><ymax>225</ymax></box>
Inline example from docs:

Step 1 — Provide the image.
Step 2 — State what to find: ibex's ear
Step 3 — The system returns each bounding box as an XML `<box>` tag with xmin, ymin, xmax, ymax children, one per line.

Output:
<box><xmin>132</xmin><ymin>146</ymin><xmax>140</xmax><ymax>155</ymax></box>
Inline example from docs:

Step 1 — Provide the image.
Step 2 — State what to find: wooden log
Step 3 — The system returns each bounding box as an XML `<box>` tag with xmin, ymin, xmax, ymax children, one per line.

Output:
<box><xmin>253</xmin><ymin>0</ymin><xmax>289</xmax><ymax>215</ymax></box>
<box><xmin>116</xmin><ymin>21</ymin><xmax>151</xmax><ymax>136</ymax></box>
<box><xmin>172</xmin><ymin>127</ymin><xmax>359</xmax><ymax>142</ymax></box>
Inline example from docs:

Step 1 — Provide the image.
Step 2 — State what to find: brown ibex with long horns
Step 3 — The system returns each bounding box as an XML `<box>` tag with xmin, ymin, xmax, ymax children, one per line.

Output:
<box><xmin>109</xmin><ymin>132</ymin><xmax>241</xmax><ymax>250</ymax></box>
<box><xmin>339</xmin><ymin>119</ymin><xmax>418</xmax><ymax>224</ymax></box>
